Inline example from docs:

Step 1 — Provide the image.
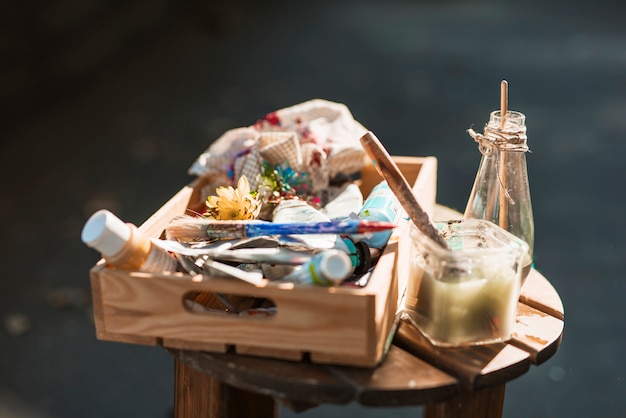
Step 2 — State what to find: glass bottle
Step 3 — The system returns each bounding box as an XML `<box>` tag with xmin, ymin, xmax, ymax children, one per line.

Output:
<box><xmin>464</xmin><ymin>110</ymin><xmax>534</xmax><ymax>283</ymax></box>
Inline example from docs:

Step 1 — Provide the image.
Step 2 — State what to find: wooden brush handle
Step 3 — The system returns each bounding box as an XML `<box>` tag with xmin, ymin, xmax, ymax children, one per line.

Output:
<box><xmin>360</xmin><ymin>131</ymin><xmax>450</xmax><ymax>250</ymax></box>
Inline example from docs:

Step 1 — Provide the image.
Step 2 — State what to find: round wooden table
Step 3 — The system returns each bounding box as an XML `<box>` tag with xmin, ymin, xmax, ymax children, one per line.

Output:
<box><xmin>169</xmin><ymin>268</ymin><xmax>563</xmax><ymax>418</ymax></box>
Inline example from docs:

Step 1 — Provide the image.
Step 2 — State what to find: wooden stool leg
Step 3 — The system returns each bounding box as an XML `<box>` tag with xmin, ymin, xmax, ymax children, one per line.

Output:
<box><xmin>174</xmin><ymin>358</ymin><xmax>278</xmax><ymax>418</ymax></box>
<box><xmin>423</xmin><ymin>384</ymin><xmax>505</xmax><ymax>418</ymax></box>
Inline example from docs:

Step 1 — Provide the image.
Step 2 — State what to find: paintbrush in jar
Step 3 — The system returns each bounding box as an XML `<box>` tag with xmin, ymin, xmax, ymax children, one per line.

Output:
<box><xmin>166</xmin><ymin>215</ymin><xmax>396</xmax><ymax>243</ymax></box>
<box><xmin>359</xmin><ymin>131</ymin><xmax>450</xmax><ymax>250</ymax></box>
<box><xmin>498</xmin><ymin>79</ymin><xmax>509</xmax><ymax>230</ymax></box>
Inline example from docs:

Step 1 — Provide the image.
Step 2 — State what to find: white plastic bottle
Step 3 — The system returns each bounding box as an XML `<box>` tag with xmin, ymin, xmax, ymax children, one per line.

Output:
<box><xmin>356</xmin><ymin>181</ymin><xmax>403</xmax><ymax>248</ymax></box>
<box><xmin>82</xmin><ymin>209</ymin><xmax>178</xmax><ymax>273</ymax></box>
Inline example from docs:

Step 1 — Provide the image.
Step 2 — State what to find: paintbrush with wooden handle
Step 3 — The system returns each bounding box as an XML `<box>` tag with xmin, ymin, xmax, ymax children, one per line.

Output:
<box><xmin>360</xmin><ymin>131</ymin><xmax>450</xmax><ymax>250</ymax></box>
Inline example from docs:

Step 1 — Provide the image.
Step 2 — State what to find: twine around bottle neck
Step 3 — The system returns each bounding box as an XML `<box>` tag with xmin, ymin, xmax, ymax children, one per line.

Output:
<box><xmin>467</xmin><ymin>121</ymin><xmax>529</xmax><ymax>155</ymax></box>
<box><xmin>466</xmin><ymin>113</ymin><xmax>529</xmax><ymax>206</ymax></box>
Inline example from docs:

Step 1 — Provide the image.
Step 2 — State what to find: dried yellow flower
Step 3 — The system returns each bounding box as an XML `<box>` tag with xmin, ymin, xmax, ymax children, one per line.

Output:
<box><xmin>205</xmin><ymin>176</ymin><xmax>261</xmax><ymax>220</ymax></box>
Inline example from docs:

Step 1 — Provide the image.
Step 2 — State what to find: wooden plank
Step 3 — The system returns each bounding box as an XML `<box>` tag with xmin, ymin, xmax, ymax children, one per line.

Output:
<box><xmin>510</xmin><ymin>302</ymin><xmax>564</xmax><ymax>365</ymax></box>
<box><xmin>393</xmin><ymin>319</ymin><xmax>531</xmax><ymax>389</ymax></box>
<box><xmin>411</xmin><ymin>156</ymin><xmax>438</xmax><ymax>218</ymax></box>
<box><xmin>330</xmin><ymin>345</ymin><xmax>460</xmax><ymax>407</ymax></box>
<box><xmin>359</xmin><ymin>156</ymin><xmax>429</xmax><ymax>197</ymax></box>
<box><xmin>163</xmin><ymin>338</ymin><xmax>228</xmax><ymax>353</ymax></box>
<box><xmin>424</xmin><ymin>384</ymin><xmax>505</xmax><ymax>418</ymax></box>
<box><xmin>171</xmin><ymin>349</ymin><xmax>355</xmax><ymax>405</ymax></box>
<box><xmin>520</xmin><ymin>269</ymin><xmax>564</xmax><ymax>320</ymax></box>
<box><xmin>174</xmin><ymin>358</ymin><xmax>212</xmax><ymax>418</ymax></box>
<box><xmin>235</xmin><ymin>345</ymin><xmax>303</xmax><ymax>362</ymax></box>
<box><xmin>174</xmin><ymin>358</ymin><xmax>277</xmax><ymax>418</ymax></box>
<box><xmin>98</xmin><ymin>269</ymin><xmax>375</xmax><ymax>361</ymax></box>
<box><xmin>90</xmin><ymin>265</ymin><xmax>160</xmax><ymax>346</ymax></box>
<box><xmin>138</xmin><ymin>181</ymin><xmax>196</xmax><ymax>238</ymax></box>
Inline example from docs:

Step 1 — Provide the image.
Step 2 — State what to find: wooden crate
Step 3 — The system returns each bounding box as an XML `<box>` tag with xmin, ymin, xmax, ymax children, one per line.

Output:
<box><xmin>90</xmin><ymin>156</ymin><xmax>437</xmax><ymax>367</ymax></box>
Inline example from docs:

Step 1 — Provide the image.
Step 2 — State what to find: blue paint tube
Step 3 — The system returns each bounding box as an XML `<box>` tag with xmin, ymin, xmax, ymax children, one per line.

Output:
<box><xmin>355</xmin><ymin>181</ymin><xmax>403</xmax><ymax>248</ymax></box>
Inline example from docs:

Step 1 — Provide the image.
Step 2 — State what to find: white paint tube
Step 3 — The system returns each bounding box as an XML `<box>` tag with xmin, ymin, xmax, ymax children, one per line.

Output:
<box><xmin>278</xmin><ymin>250</ymin><xmax>353</xmax><ymax>285</ymax></box>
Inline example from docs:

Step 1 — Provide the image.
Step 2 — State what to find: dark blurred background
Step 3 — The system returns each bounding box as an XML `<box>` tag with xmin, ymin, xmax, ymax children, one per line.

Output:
<box><xmin>1</xmin><ymin>0</ymin><xmax>624</xmax><ymax>417</ymax></box>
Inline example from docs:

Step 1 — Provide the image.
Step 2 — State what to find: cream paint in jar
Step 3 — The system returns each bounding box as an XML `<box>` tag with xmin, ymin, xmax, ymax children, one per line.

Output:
<box><xmin>402</xmin><ymin>219</ymin><xmax>528</xmax><ymax>347</ymax></box>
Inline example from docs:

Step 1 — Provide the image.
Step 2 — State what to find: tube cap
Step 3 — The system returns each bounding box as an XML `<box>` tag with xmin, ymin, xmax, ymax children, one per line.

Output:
<box><xmin>81</xmin><ymin>209</ymin><xmax>131</xmax><ymax>258</ymax></box>
<box><xmin>319</xmin><ymin>250</ymin><xmax>352</xmax><ymax>283</ymax></box>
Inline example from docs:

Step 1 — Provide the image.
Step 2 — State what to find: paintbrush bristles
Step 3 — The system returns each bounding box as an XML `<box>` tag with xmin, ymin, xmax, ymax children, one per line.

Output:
<box><xmin>166</xmin><ymin>215</ymin><xmax>230</xmax><ymax>242</ymax></box>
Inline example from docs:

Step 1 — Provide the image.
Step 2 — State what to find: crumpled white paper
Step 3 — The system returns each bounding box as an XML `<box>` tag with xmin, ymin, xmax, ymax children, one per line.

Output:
<box><xmin>188</xmin><ymin>99</ymin><xmax>368</xmax><ymax>194</ymax></box>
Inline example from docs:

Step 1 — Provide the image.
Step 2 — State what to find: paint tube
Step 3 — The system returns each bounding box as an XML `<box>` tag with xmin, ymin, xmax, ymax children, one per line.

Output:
<box><xmin>319</xmin><ymin>183</ymin><xmax>364</xmax><ymax>220</ymax></box>
<box><xmin>82</xmin><ymin>209</ymin><xmax>178</xmax><ymax>273</ymax></box>
<box><xmin>271</xmin><ymin>199</ymin><xmax>337</xmax><ymax>249</ymax></box>
<box><xmin>334</xmin><ymin>236</ymin><xmax>372</xmax><ymax>275</ymax></box>
<box><xmin>278</xmin><ymin>250</ymin><xmax>353</xmax><ymax>285</ymax></box>
<box><xmin>354</xmin><ymin>181</ymin><xmax>404</xmax><ymax>248</ymax></box>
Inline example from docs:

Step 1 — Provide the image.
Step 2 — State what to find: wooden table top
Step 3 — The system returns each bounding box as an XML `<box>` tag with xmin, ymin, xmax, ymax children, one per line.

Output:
<box><xmin>169</xmin><ymin>268</ymin><xmax>564</xmax><ymax>410</ymax></box>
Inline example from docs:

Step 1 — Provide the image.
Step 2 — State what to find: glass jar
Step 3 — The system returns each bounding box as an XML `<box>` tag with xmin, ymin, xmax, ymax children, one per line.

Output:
<box><xmin>464</xmin><ymin>110</ymin><xmax>534</xmax><ymax>283</ymax></box>
<box><xmin>402</xmin><ymin>219</ymin><xmax>529</xmax><ymax>347</ymax></box>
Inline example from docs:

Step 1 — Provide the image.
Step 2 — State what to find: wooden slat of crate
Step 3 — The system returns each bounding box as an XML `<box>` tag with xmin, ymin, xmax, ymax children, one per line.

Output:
<box><xmin>97</xmin><ymin>268</ymin><xmax>369</xmax><ymax>344</ymax></box>
<box><xmin>90</xmin><ymin>156</ymin><xmax>437</xmax><ymax>367</ymax></box>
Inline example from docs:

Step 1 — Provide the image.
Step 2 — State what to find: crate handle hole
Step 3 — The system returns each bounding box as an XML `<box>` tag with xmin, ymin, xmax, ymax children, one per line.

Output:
<box><xmin>182</xmin><ymin>291</ymin><xmax>277</xmax><ymax>319</ymax></box>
